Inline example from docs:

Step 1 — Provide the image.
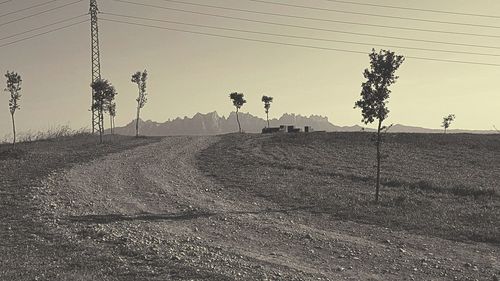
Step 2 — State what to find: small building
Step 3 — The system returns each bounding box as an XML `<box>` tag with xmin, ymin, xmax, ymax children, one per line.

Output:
<box><xmin>287</xmin><ymin>126</ymin><xmax>301</xmax><ymax>133</ymax></box>
<box><xmin>304</xmin><ymin>126</ymin><xmax>314</xmax><ymax>133</ymax></box>
<box><xmin>262</xmin><ymin>125</ymin><xmax>311</xmax><ymax>134</ymax></box>
<box><xmin>262</xmin><ymin>127</ymin><xmax>281</xmax><ymax>134</ymax></box>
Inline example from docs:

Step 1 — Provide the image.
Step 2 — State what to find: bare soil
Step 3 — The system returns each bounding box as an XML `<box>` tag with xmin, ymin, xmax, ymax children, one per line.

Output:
<box><xmin>1</xmin><ymin>133</ymin><xmax>499</xmax><ymax>280</ymax></box>
<box><xmin>0</xmin><ymin>135</ymin><xmax>162</xmax><ymax>280</ymax></box>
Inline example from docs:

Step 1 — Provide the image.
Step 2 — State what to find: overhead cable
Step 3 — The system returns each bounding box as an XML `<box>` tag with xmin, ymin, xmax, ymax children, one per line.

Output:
<box><xmin>102</xmin><ymin>12</ymin><xmax>500</xmax><ymax>58</ymax></box>
<box><xmin>112</xmin><ymin>0</ymin><xmax>500</xmax><ymax>39</ymax></box>
<box><xmin>322</xmin><ymin>0</ymin><xmax>500</xmax><ymax>19</ymax></box>
<box><xmin>100</xmin><ymin>18</ymin><xmax>500</xmax><ymax>67</ymax></box>
<box><xmin>0</xmin><ymin>0</ymin><xmax>84</xmax><ymax>28</ymax></box>
<box><xmin>0</xmin><ymin>14</ymin><xmax>87</xmax><ymax>41</ymax></box>
<box><xmin>247</xmin><ymin>0</ymin><xmax>500</xmax><ymax>29</ymax></box>
<box><xmin>0</xmin><ymin>19</ymin><xmax>88</xmax><ymax>48</ymax></box>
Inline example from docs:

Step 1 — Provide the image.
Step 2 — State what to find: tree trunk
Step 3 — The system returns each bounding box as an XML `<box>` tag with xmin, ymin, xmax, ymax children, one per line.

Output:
<box><xmin>11</xmin><ymin>112</ymin><xmax>16</xmax><ymax>149</ymax></box>
<box><xmin>110</xmin><ymin>114</ymin><xmax>113</xmax><ymax>135</ymax></box>
<box><xmin>236</xmin><ymin>108</ymin><xmax>241</xmax><ymax>133</ymax></box>
<box><xmin>101</xmin><ymin>110</ymin><xmax>105</xmax><ymax>135</ymax></box>
<box><xmin>91</xmin><ymin>92</ymin><xmax>95</xmax><ymax>134</ymax></box>
<box><xmin>136</xmin><ymin>103</ymin><xmax>141</xmax><ymax>137</ymax></box>
<box><xmin>266</xmin><ymin>112</ymin><xmax>270</xmax><ymax>128</ymax></box>
<box><xmin>99</xmin><ymin>108</ymin><xmax>103</xmax><ymax>144</ymax></box>
<box><xmin>136</xmin><ymin>85</ymin><xmax>142</xmax><ymax>138</ymax></box>
<box><xmin>375</xmin><ymin>119</ymin><xmax>382</xmax><ymax>203</ymax></box>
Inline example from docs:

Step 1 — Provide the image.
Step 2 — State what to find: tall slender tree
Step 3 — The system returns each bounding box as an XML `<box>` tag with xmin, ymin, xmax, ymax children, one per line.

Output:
<box><xmin>229</xmin><ymin>92</ymin><xmax>246</xmax><ymax>133</ymax></box>
<box><xmin>91</xmin><ymin>79</ymin><xmax>117</xmax><ymax>143</ymax></box>
<box><xmin>441</xmin><ymin>114</ymin><xmax>455</xmax><ymax>133</ymax></box>
<box><xmin>107</xmin><ymin>101</ymin><xmax>117</xmax><ymax>135</ymax></box>
<box><xmin>4</xmin><ymin>71</ymin><xmax>22</xmax><ymax>148</ymax></box>
<box><xmin>355</xmin><ymin>49</ymin><xmax>405</xmax><ymax>202</ymax></box>
<box><xmin>262</xmin><ymin>95</ymin><xmax>273</xmax><ymax>128</ymax></box>
<box><xmin>131</xmin><ymin>70</ymin><xmax>148</xmax><ymax>137</ymax></box>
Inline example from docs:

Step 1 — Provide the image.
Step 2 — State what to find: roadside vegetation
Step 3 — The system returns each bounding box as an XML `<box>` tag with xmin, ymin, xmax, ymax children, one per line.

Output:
<box><xmin>91</xmin><ymin>79</ymin><xmax>118</xmax><ymax>143</ymax></box>
<box><xmin>131</xmin><ymin>70</ymin><xmax>148</xmax><ymax>137</ymax></box>
<box><xmin>229</xmin><ymin>92</ymin><xmax>246</xmax><ymax>133</ymax></box>
<box><xmin>261</xmin><ymin>95</ymin><xmax>273</xmax><ymax>128</ymax></box>
<box><xmin>354</xmin><ymin>49</ymin><xmax>405</xmax><ymax>202</ymax></box>
<box><xmin>1</xmin><ymin>125</ymin><xmax>90</xmax><ymax>145</ymax></box>
<box><xmin>3</xmin><ymin>71</ymin><xmax>22</xmax><ymax>148</ymax></box>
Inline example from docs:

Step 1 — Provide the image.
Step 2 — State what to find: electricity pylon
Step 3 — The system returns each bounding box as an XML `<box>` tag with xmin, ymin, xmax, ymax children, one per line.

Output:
<box><xmin>90</xmin><ymin>0</ymin><xmax>102</xmax><ymax>134</ymax></box>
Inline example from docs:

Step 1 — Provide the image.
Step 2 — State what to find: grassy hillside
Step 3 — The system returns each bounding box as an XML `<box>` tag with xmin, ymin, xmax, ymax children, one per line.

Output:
<box><xmin>198</xmin><ymin>132</ymin><xmax>500</xmax><ymax>244</ymax></box>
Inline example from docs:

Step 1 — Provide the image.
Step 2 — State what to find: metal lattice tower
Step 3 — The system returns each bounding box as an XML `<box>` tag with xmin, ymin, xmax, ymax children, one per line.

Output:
<box><xmin>90</xmin><ymin>0</ymin><xmax>101</xmax><ymax>134</ymax></box>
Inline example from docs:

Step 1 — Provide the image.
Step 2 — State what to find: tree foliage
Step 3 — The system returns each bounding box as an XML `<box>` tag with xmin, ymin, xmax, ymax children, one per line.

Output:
<box><xmin>355</xmin><ymin>49</ymin><xmax>405</xmax><ymax>124</ymax></box>
<box><xmin>4</xmin><ymin>71</ymin><xmax>22</xmax><ymax>147</ymax></box>
<box><xmin>5</xmin><ymin>72</ymin><xmax>21</xmax><ymax>114</ymax></box>
<box><xmin>132</xmin><ymin>70</ymin><xmax>148</xmax><ymax>109</ymax></box>
<box><xmin>262</xmin><ymin>95</ymin><xmax>273</xmax><ymax>128</ymax></box>
<box><xmin>132</xmin><ymin>70</ymin><xmax>148</xmax><ymax>137</ymax></box>
<box><xmin>91</xmin><ymin>79</ymin><xmax>117</xmax><ymax>143</ymax></box>
<box><xmin>354</xmin><ymin>49</ymin><xmax>405</xmax><ymax>202</ymax></box>
<box><xmin>230</xmin><ymin>92</ymin><xmax>246</xmax><ymax>109</ymax></box>
<box><xmin>441</xmin><ymin>114</ymin><xmax>455</xmax><ymax>133</ymax></box>
<box><xmin>229</xmin><ymin>92</ymin><xmax>246</xmax><ymax>133</ymax></box>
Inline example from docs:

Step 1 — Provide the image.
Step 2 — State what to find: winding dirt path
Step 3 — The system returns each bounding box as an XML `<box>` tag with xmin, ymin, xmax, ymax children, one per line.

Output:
<box><xmin>40</xmin><ymin>136</ymin><xmax>499</xmax><ymax>280</ymax></box>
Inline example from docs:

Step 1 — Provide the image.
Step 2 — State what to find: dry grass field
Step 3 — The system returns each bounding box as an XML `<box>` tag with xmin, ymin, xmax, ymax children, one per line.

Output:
<box><xmin>199</xmin><ymin>132</ymin><xmax>500</xmax><ymax>244</ymax></box>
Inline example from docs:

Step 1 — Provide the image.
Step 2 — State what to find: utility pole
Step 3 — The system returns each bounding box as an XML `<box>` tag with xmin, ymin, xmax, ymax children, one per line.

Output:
<box><xmin>90</xmin><ymin>0</ymin><xmax>102</xmax><ymax>134</ymax></box>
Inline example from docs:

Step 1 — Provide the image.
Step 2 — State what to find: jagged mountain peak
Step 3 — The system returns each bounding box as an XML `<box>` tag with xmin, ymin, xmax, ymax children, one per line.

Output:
<box><xmin>114</xmin><ymin>112</ymin><xmax>338</xmax><ymax>136</ymax></box>
<box><xmin>112</xmin><ymin>112</ymin><xmax>496</xmax><ymax>136</ymax></box>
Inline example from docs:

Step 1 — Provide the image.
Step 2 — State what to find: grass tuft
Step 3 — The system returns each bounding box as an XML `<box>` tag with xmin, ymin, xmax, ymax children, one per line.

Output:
<box><xmin>383</xmin><ymin>178</ymin><xmax>498</xmax><ymax>198</ymax></box>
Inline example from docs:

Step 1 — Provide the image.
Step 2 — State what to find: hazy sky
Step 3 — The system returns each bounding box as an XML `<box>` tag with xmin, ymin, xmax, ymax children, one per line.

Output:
<box><xmin>1</xmin><ymin>0</ymin><xmax>500</xmax><ymax>136</ymax></box>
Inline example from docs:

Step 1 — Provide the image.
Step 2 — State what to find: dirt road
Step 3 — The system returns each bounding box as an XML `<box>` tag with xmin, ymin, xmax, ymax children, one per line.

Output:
<box><xmin>39</xmin><ymin>136</ymin><xmax>499</xmax><ymax>280</ymax></box>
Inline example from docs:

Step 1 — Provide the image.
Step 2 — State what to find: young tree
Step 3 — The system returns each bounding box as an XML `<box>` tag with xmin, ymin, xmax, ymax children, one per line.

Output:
<box><xmin>441</xmin><ymin>114</ymin><xmax>455</xmax><ymax>133</ymax></box>
<box><xmin>262</xmin><ymin>95</ymin><xmax>273</xmax><ymax>128</ymax></box>
<box><xmin>91</xmin><ymin>79</ymin><xmax>117</xmax><ymax>143</ymax></box>
<box><xmin>354</xmin><ymin>49</ymin><xmax>405</xmax><ymax>202</ymax></box>
<box><xmin>4</xmin><ymin>71</ymin><xmax>22</xmax><ymax>148</ymax></box>
<box><xmin>107</xmin><ymin>101</ymin><xmax>116</xmax><ymax>135</ymax></box>
<box><xmin>131</xmin><ymin>70</ymin><xmax>148</xmax><ymax>137</ymax></box>
<box><xmin>229</xmin><ymin>92</ymin><xmax>246</xmax><ymax>133</ymax></box>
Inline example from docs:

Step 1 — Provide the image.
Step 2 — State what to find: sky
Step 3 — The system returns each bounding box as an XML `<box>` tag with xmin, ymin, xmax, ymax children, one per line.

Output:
<box><xmin>1</xmin><ymin>0</ymin><xmax>500</xmax><ymax>137</ymax></box>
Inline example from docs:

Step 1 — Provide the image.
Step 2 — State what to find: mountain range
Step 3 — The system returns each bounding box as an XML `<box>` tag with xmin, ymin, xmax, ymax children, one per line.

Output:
<box><xmin>112</xmin><ymin>112</ymin><xmax>497</xmax><ymax>136</ymax></box>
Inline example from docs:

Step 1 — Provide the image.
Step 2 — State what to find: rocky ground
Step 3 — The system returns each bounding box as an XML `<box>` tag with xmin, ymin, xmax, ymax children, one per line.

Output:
<box><xmin>1</xmin><ymin>134</ymin><xmax>499</xmax><ymax>280</ymax></box>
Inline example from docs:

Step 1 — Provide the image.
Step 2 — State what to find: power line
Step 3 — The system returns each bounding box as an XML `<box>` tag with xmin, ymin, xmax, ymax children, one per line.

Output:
<box><xmin>0</xmin><ymin>14</ymin><xmax>87</xmax><ymax>41</ymax></box>
<box><xmin>322</xmin><ymin>0</ymin><xmax>500</xmax><ymax>19</ymax></box>
<box><xmin>0</xmin><ymin>19</ymin><xmax>88</xmax><ymax>48</ymax></box>
<box><xmin>115</xmin><ymin>0</ymin><xmax>500</xmax><ymax>39</ymax></box>
<box><xmin>0</xmin><ymin>0</ymin><xmax>84</xmax><ymax>28</ymax></box>
<box><xmin>100</xmin><ymin>18</ymin><xmax>500</xmax><ymax>67</ymax></box>
<box><xmin>110</xmin><ymin>0</ymin><xmax>500</xmax><ymax>49</ymax></box>
<box><xmin>90</xmin><ymin>0</ymin><xmax>102</xmax><ymax>134</ymax></box>
<box><xmin>0</xmin><ymin>0</ymin><xmax>60</xmax><ymax>19</ymax></box>
<box><xmin>248</xmin><ymin>0</ymin><xmax>500</xmax><ymax>29</ymax></box>
<box><xmin>102</xmin><ymin>12</ymin><xmax>500</xmax><ymax>58</ymax></box>
<box><xmin>0</xmin><ymin>0</ymin><xmax>12</xmax><ymax>5</ymax></box>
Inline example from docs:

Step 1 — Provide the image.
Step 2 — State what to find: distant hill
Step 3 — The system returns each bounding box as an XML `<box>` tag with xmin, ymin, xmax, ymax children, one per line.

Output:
<box><xmin>389</xmin><ymin>124</ymin><xmax>497</xmax><ymax>134</ymax></box>
<box><xmin>112</xmin><ymin>112</ymin><xmax>497</xmax><ymax>136</ymax></box>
